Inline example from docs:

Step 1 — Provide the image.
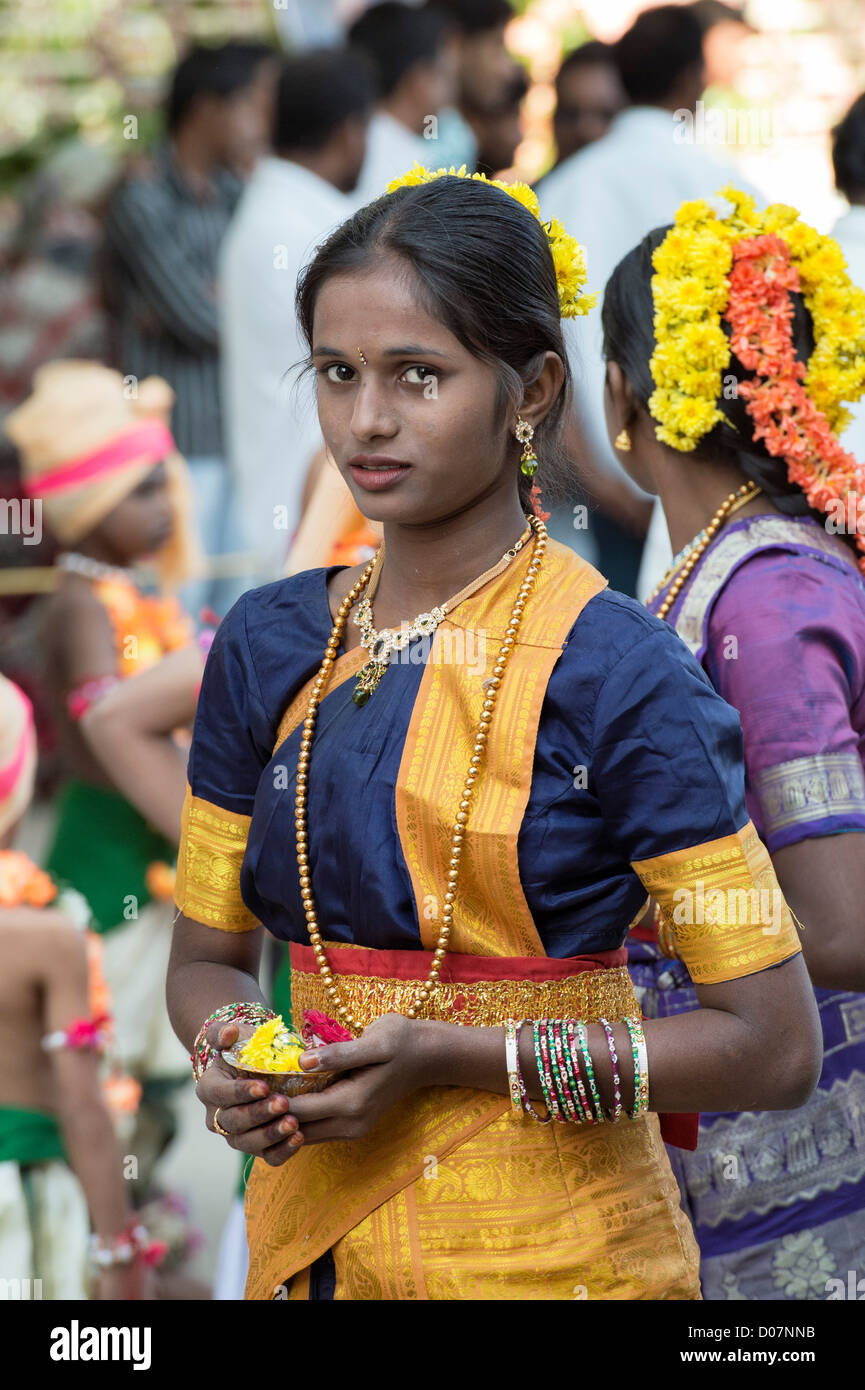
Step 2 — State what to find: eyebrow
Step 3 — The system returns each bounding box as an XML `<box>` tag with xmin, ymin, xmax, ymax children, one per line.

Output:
<box><xmin>312</xmin><ymin>344</ymin><xmax>451</xmax><ymax>359</ymax></box>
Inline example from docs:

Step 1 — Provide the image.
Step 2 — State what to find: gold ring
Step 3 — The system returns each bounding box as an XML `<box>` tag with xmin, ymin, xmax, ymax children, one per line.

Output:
<box><xmin>213</xmin><ymin>1106</ymin><xmax>229</xmax><ymax>1137</ymax></box>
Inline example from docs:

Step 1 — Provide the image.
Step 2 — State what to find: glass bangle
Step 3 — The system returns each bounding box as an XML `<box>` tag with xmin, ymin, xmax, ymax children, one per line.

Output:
<box><xmin>563</xmin><ymin>1019</ymin><xmax>592</xmax><ymax>1123</ymax></box>
<box><xmin>600</xmin><ymin>1018</ymin><xmax>623</xmax><ymax>1122</ymax></box>
<box><xmin>534</xmin><ymin>1018</ymin><xmax>560</xmax><ymax>1120</ymax></box>
<box><xmin>576</xmin><ymin>1021</ymin><xmax>604</xmax><ymax>1123</ymax></box>
<box><xmin>624</xmin><ymin>1015</ymin><xmax>650</xmax><ymax>1119</ymax></box>
<box><xmin>516</xmin><ymin>1019</ymin><xmax>552</xmax><ymax>1123</ymax></box>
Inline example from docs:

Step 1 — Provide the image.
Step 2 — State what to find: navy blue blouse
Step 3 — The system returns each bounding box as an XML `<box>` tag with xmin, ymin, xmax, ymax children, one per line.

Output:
<box><xmin>187</xmin><ymin>565</ymin><xmax>749</xmax><ymax>957</ymax></box>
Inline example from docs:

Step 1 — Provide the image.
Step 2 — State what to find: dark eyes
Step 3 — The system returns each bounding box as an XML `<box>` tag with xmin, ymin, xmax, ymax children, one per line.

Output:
<box><xmin>321</xmin><ymin>363</ymin><xmax>439</xmax><ymax>385</ymax></box>
<box><xmin>325</xmin><ymin>363</ymin><xmax>355</xmax><ymax>384</ymax></box>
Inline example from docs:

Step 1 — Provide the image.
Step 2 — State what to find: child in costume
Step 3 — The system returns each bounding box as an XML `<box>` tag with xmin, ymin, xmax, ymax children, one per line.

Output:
<box><xmin>6</xmin><ymin>361</ymin><xmax>199</xmax><ymax>1189</ymax></box>
<box><xmin>0</xmin><ymin>673</ymin><xmax>159</xmax><ymax>1298</ymax></box>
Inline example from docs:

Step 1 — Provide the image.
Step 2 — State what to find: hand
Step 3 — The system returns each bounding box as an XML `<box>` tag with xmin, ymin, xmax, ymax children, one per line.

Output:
<box><xmin>264</xmin><ymin>1014</ymin><xmax>438</xmax><ymax>1164</ymax></box>
<box><xmin>96</xmin><ymin>1262</ymin><xmax>157</xmax><ymax>1300</ymax></box>
<box><xmin>194</xmin><ymin>1021</ymin><xmax>304</xmax><ymax>1163</ymax></box>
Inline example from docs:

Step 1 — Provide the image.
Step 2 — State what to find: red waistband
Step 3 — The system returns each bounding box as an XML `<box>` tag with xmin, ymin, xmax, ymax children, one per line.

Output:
<box><xmin>288</xmin><ymin>941</ymin><xmax>628</xmax><ymax>982</ymax></box>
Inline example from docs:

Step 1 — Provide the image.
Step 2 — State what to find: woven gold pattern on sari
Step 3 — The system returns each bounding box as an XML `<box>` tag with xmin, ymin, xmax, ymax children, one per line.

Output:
<box><xmin>753</xmin><ymin>751</ymin><xmax>865</xmax><ymax>838</ymax></box>
<box><xmin>327</xmin><ymin>1109</ymin><xmax>700</xmax><ymax>1300</ymax></box>
<box><xmin>395</xmin><ymin>537</ymin><xmax>607</xmax><ymax>957</ymax></box>
<box><xmin>632</xmin><ymin>821</ymin><xmax>801</xmax><ymax>984</ymax></box>
<box><xmin>174</xmin><ymin>787</ymin><xmax>258</xmax><ymax>931</ymax></box>
<box><xmin>289</xmin><ymin>958</ymin><xmax>637</xmax><ymax>1028</ymax></box>
<box><xmin>245</xmin><ymin>1081</ymin><xmax>701</xmax><ymax>1300</ymax></box>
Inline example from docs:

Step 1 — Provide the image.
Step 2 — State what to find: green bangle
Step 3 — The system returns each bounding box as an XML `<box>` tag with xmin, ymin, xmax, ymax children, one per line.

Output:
<box><xmin>561</xmin><ymin>1019</ymin><xmax>589</xmax><ymax>1123</ymax></box>
<box><xmin>534</xmin><ymin>1018</ymin><xmax>560</xmax><ymax>1120</ymax></box>
<box><xmin>624</xmin><ymin>1015</ymin><xmax>650</xmax><ymax>1119</ymax></box>
<box><xmin>576</xmin><ymin>1021</ymin><xmax>604</xmax><ymax>1124</ymax></box>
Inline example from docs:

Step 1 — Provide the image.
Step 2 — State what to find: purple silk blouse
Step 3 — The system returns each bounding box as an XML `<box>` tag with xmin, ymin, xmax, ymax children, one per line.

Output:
<box><xmin>651</xmin><ymin>513</ymin><xmax>865</xmax><ymax>853</ymax></box>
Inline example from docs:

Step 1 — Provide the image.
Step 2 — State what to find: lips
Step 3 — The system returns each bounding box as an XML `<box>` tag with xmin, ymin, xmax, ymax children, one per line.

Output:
<box><xmin>347</xmin><ymin>456</ymin><xmax>412</xmax><ymax>492</ymax></box>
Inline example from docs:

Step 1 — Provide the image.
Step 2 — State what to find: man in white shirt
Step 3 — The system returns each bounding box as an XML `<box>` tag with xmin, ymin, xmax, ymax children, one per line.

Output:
<box><xmin>831</xmin><ymin>93</ymin><xmax>865</xmax><ymax>468</ymax></box>
<box><xmin>220</xmin><ymin>49</ymin><xmax>374</xmax><ymax>576</ymax></box>
<box><xmin>349</xmin><ymin>2</ymin><xmax>458</xmax><ymax>205</ymax></box>
<box><xmin>539</xmin><ymin>4</ymin><xmax>760</xmax><ymax>597</ymax></box>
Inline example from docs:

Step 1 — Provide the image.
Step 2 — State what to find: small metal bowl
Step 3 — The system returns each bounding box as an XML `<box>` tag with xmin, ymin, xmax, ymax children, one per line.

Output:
<box><xmin>220</xmin><ymin>1043</ymin><xmax>335</xmax><ymax>1096</ymax></box>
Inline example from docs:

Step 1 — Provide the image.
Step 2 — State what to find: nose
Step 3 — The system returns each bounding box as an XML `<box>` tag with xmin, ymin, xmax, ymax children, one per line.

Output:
<box><xmin>350</xmin><ymin>375</ymin><xmax>399</xmax><ymax>443</ymax></box>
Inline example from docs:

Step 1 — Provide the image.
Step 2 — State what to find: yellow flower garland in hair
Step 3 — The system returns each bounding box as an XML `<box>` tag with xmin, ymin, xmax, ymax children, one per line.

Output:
<box><xmin>386</xmin><ymin>164</ymin><xmax>597</xmax><ymax>319</ymax></box>
<box><xmin>649</xmin><ymin>185</ymin><xmax>865</xmax><ymax>451</ymax></box>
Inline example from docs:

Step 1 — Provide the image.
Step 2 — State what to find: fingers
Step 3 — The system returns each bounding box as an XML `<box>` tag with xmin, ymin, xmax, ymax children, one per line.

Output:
<box><xmin>196</xmin><ymin>1065</ymin><xmax>271</xmax><ymax>1110</ymax></box>
<box><xmin>206</xmin><ymin>1020</ymin><xmax>238</xmax><ymax>1050</ymax></box>
<box><xmin>301</xmin><ymin>1035</ymin><xmax>380</xmax><ymax>1076</ymax></box>
<box><xmin>216</xmin><ymin>1092</ymin><xmax>294</xmax><ymax>1135</ymax></box>
<box><xmin>209</xmin><ymin>1107</ymin><xmax>306</xmax><ymax>1159</ymax></box>
<box><xmin>287</xmin><ymin>1076</ymin><xmax>368</xmax><ymax>1127</ymax></box>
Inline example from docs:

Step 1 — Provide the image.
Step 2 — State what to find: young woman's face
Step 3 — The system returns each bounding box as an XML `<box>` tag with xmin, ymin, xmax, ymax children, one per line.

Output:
<box><xmin>92</xmin><ymin>461</ymin><xmax>174</xmax><ymax>563</ymax></box>
<box><xmin>311</xmin><ymin>256</ymin><xmax>516</xmax><ymax>526</ymax></box>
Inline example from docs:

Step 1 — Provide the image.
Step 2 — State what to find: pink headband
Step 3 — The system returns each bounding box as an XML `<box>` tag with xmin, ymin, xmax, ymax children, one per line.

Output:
<box><xmin>0</xmin><ymin>688</ymin><xmax>35</xmax><ymax>802</ymax></box>
<box><xmin>23</xmin><ymin>420</ymin><xmax>175</xmax><ymax>498</ymax></box>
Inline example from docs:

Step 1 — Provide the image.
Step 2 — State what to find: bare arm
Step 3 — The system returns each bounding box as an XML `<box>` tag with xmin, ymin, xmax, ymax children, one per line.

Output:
<box><xmin>167</xmin><ymin>913</ymin><xmax>267</xmax><ymax>1052</ymax></box>
<box><xmin>771</xmin><ymin>832</ymin><xmax>865</xmax><ymax>990</ymax></box>
<box><xmin>50</xmin><ymin>578</ymin><xmax>118</xmax><ymax>692</ymax></box>
<box><xmin>81</xmin><ymin>646</ymin><xmax>202</xmax><ymax>843</ymax></box>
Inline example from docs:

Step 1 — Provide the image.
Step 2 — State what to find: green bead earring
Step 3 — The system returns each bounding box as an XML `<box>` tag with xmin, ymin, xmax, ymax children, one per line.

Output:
<box><xmin>515</xmin><ymin>417</ymin><xmax>538</xmax><ymax>477</ymax></box>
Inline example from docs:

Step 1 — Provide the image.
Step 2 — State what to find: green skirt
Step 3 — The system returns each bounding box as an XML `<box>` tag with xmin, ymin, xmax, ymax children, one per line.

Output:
<box><xmin>46</xmin><ymin>779</ymin><xmax>175</xmax><ymax>934</ymax></box>
<box><xmin>0</xmin><ymin>1106</ymin><xmax>65</xmax><ymax>1165</ymax></box>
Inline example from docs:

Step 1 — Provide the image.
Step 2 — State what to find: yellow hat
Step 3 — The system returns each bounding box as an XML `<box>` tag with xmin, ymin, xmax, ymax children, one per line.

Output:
<box><xmin>5</xmin><ymin>361</ymin><xmax>200</xmax><ymax>590</ymax></box>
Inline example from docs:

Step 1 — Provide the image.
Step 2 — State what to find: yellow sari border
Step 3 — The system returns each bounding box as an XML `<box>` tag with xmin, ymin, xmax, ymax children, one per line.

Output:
<box><xmin>395</xmin><ymin>537</ymin><xmax>607</xmax><ymax>957</ymax></box>
<box><xmin>632</xmin><ymin>821</ymin><xmax>801</xmax><ymax>985</ymax></box>
<box><xmin>174</xmin><ymin>786</ymin><xmax>259</xmax><ymax>932</ymax></box>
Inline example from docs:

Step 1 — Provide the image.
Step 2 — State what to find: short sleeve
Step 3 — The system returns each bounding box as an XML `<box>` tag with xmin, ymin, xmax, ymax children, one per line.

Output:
<box><xmin>593</xmin><ymin>621</ymin><xmax>801</xmax><ymax>984</ymax></box>
<box><xmin>175</xmin><ymin>596</ymin><xmax>275</xmax><ymax>932</ymax></box>
<box><xmin>704</xmin><ymin>551</ymin><xmax>865</xmax><ymax>853</ymax></box>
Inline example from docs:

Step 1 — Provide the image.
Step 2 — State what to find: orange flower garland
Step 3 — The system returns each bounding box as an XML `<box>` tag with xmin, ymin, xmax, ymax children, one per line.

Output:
<box><xmin>723</xmin><ymin>234</ymin><xmax>865</xmax><ymax>576</ymax></box>
<box><xmin>0</xmin><ymin>850</ymin><xmax>57</xmax><ymax>907</ymax></box>
<box><xmin>95</xmin><ymin>577</ymin><xmax>193</xmax><ymax>677</ymax></box>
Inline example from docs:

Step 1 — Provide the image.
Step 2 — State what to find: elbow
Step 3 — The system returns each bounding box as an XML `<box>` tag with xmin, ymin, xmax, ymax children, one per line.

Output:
<box><xmin>775</xmin><ymin>1043</ymin><xmax>822</xmax><ymax>1110</ymax></box>
<box><xmin>761</xmin><ymin>1010</ymin><xmax>823</xmax><ymax>1111</ymax></box>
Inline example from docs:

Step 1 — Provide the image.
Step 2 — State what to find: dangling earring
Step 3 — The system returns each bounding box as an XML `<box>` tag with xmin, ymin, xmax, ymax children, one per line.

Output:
<box><xmin>515</xmin><ymin>417</ymin><xmax>538</xmax><ymax>477</ymax></box>
<box><xmin>614</xmin><ymin>428</ymin><xmax>631</xmax><ymax>452</ymax></box>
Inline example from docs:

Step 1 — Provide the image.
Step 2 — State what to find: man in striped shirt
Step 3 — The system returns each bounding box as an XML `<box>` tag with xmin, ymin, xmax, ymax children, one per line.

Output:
<box><xmin>102</xmin><ymin>40</ymin><xmax>277</xmax><ymax>614</ymax></box>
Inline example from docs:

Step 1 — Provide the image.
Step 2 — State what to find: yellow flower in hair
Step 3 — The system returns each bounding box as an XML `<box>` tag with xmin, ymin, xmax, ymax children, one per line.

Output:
<box><xmin>763</xmin><ymin>201</ymin><xmax>799</xmax><ymax>233</ymax></box>
<box><xmin>647</xmin><ymin>186</ymin><xmax>865</xmax><ymax>452</ymax></box>
<box><xmin>386</xmin><ymin>163</ymin><xmax>595</xmax><ymax>319</ymax></box>
<box><xmin>485</xmin><ymin>176</ymin><xmax>540</xmax><ymax>220</ymax></box>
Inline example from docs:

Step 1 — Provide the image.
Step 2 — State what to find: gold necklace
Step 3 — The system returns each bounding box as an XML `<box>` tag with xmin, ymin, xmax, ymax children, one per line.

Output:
<box><xmin>350</xmin><ymin>523</ymin><xmax>533</xmax><ymax>705</ymax></box>
<box><xmin>296</xmin><ymin>514</ymin><xmax>548</xmax><ymax>1032</ymax></box>
<box><xmin>654</xmin><ymin>483</ymin><xmax>761</xmax><ymax>622</ymax></box>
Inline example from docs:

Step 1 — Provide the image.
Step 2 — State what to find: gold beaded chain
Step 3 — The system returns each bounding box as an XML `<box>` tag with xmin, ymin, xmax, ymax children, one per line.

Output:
<box><xmin>653</xmin><ymin>482</ymin><xmax>761</xmax><ymax>621</ymax></box>
<box><xmin>294</xmin><ymin>514</ymin><xmax>549</xmax><ymax>1033</ymax></box>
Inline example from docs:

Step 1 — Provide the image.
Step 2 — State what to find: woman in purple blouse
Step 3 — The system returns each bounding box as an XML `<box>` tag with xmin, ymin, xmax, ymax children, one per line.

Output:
<box><xmin>601</xmin><ymin>212</ymin><xmax>865</xmax><ymax>1301</ymax></box>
